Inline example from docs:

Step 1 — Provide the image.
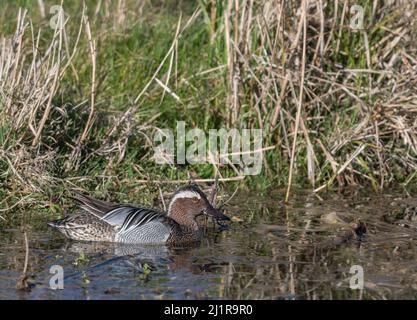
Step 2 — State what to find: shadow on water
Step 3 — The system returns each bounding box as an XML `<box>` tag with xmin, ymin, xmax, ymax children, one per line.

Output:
<box><xmin>1</xmin><ymin>188</ymin><xmax>417</xmax><ymax>299</ymax></box>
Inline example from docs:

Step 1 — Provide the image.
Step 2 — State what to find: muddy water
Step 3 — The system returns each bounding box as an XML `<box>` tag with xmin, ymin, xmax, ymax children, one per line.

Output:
<box><xmin>1</xmin><ymin>189</ymin><xmax>417</xmax><ymax>299</ymax></box>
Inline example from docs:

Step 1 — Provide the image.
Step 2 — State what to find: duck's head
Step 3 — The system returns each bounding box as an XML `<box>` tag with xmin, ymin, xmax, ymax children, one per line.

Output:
<box><xmin>167</xmin><ymin>184</ymin><xmax>230</xmax><ymax>229</ymax></box>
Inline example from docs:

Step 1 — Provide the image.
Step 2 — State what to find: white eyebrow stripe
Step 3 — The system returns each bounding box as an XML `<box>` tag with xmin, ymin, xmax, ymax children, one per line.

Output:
<box><xmin>172</xmin><ymin>191</ymin><xmax>201</xmax><ymax>200</ymax></box>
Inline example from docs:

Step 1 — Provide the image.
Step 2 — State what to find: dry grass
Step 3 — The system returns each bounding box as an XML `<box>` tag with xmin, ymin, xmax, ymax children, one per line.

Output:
<box><xmin>1</xmin><ymin>1</ymin><xmax>417</xmax><ymax>212</ymax></box>
<box><xmin>0</xmin><ymin>5</ymin><xmax>155</xmax><ymax>201</ymax></box>
<box><xmin>213</xmin><ymin>0</ymin><xmax>417</xmax><ymax>194</ymax></box>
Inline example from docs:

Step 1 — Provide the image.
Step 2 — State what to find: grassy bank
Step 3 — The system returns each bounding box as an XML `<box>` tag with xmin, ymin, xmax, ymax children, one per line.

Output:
<box><xmin>1</xmin><ymin>0</ymin><xmax>417</xmax><ymax>214</ymax></box>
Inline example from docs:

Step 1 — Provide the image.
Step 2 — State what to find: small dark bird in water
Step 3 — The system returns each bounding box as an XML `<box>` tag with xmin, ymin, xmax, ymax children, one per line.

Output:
<box><xmin>48</xmin><ymin>185</ymin><xmax>230</xmax><ymax>245</ymax></box>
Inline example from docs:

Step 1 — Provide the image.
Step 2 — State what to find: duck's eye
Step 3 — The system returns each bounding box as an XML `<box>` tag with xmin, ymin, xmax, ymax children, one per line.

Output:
<box><xmin>191</xmin><ymin>197</ymin><xmax>199</xmax><ymax>203</ymax></box>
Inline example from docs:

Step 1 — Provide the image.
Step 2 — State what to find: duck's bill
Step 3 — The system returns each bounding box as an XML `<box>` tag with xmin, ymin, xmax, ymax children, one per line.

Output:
<box><xmin>206</xmin><ymin>206</ymin><xmax>230</xmax><ymax>221</ymax></box>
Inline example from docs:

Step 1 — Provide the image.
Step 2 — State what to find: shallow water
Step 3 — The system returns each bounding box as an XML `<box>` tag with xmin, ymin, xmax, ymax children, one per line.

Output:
<box><xmin>1</xmin><ymin>189</ymin><xmax>417</xmax><ymax>299</ymax></box>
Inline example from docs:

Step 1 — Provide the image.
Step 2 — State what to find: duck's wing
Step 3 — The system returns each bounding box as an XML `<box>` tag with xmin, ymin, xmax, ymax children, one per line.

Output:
<box><xmin>101</xmin><ymin>206</ymin><xmax>165</xmax><ymax>228</ymax></box>
<box><xmin>107</xmin><ymin>207</ymin><xmax>175</xmax><ymax>243</ymax></box>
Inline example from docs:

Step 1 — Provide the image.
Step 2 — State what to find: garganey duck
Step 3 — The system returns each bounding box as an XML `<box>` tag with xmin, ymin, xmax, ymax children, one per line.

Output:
<box><xmin>48</xmin><ymin>185</ymin><xmax>229</xmax><ymax>245</ymax></box>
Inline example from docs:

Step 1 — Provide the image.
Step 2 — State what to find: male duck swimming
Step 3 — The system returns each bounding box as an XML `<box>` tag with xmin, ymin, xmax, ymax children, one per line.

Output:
<box><xmin>48</xmin><ymin>185</ymin><xmax>230</xmax><ymax>245</ymax></box>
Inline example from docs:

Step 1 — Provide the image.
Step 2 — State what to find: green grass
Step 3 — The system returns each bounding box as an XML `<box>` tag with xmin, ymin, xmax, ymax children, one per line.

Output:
<box><xmin>1</xmin><ymin>0</ymin><xmax>417</xmax><ymax>213</ymax></box>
